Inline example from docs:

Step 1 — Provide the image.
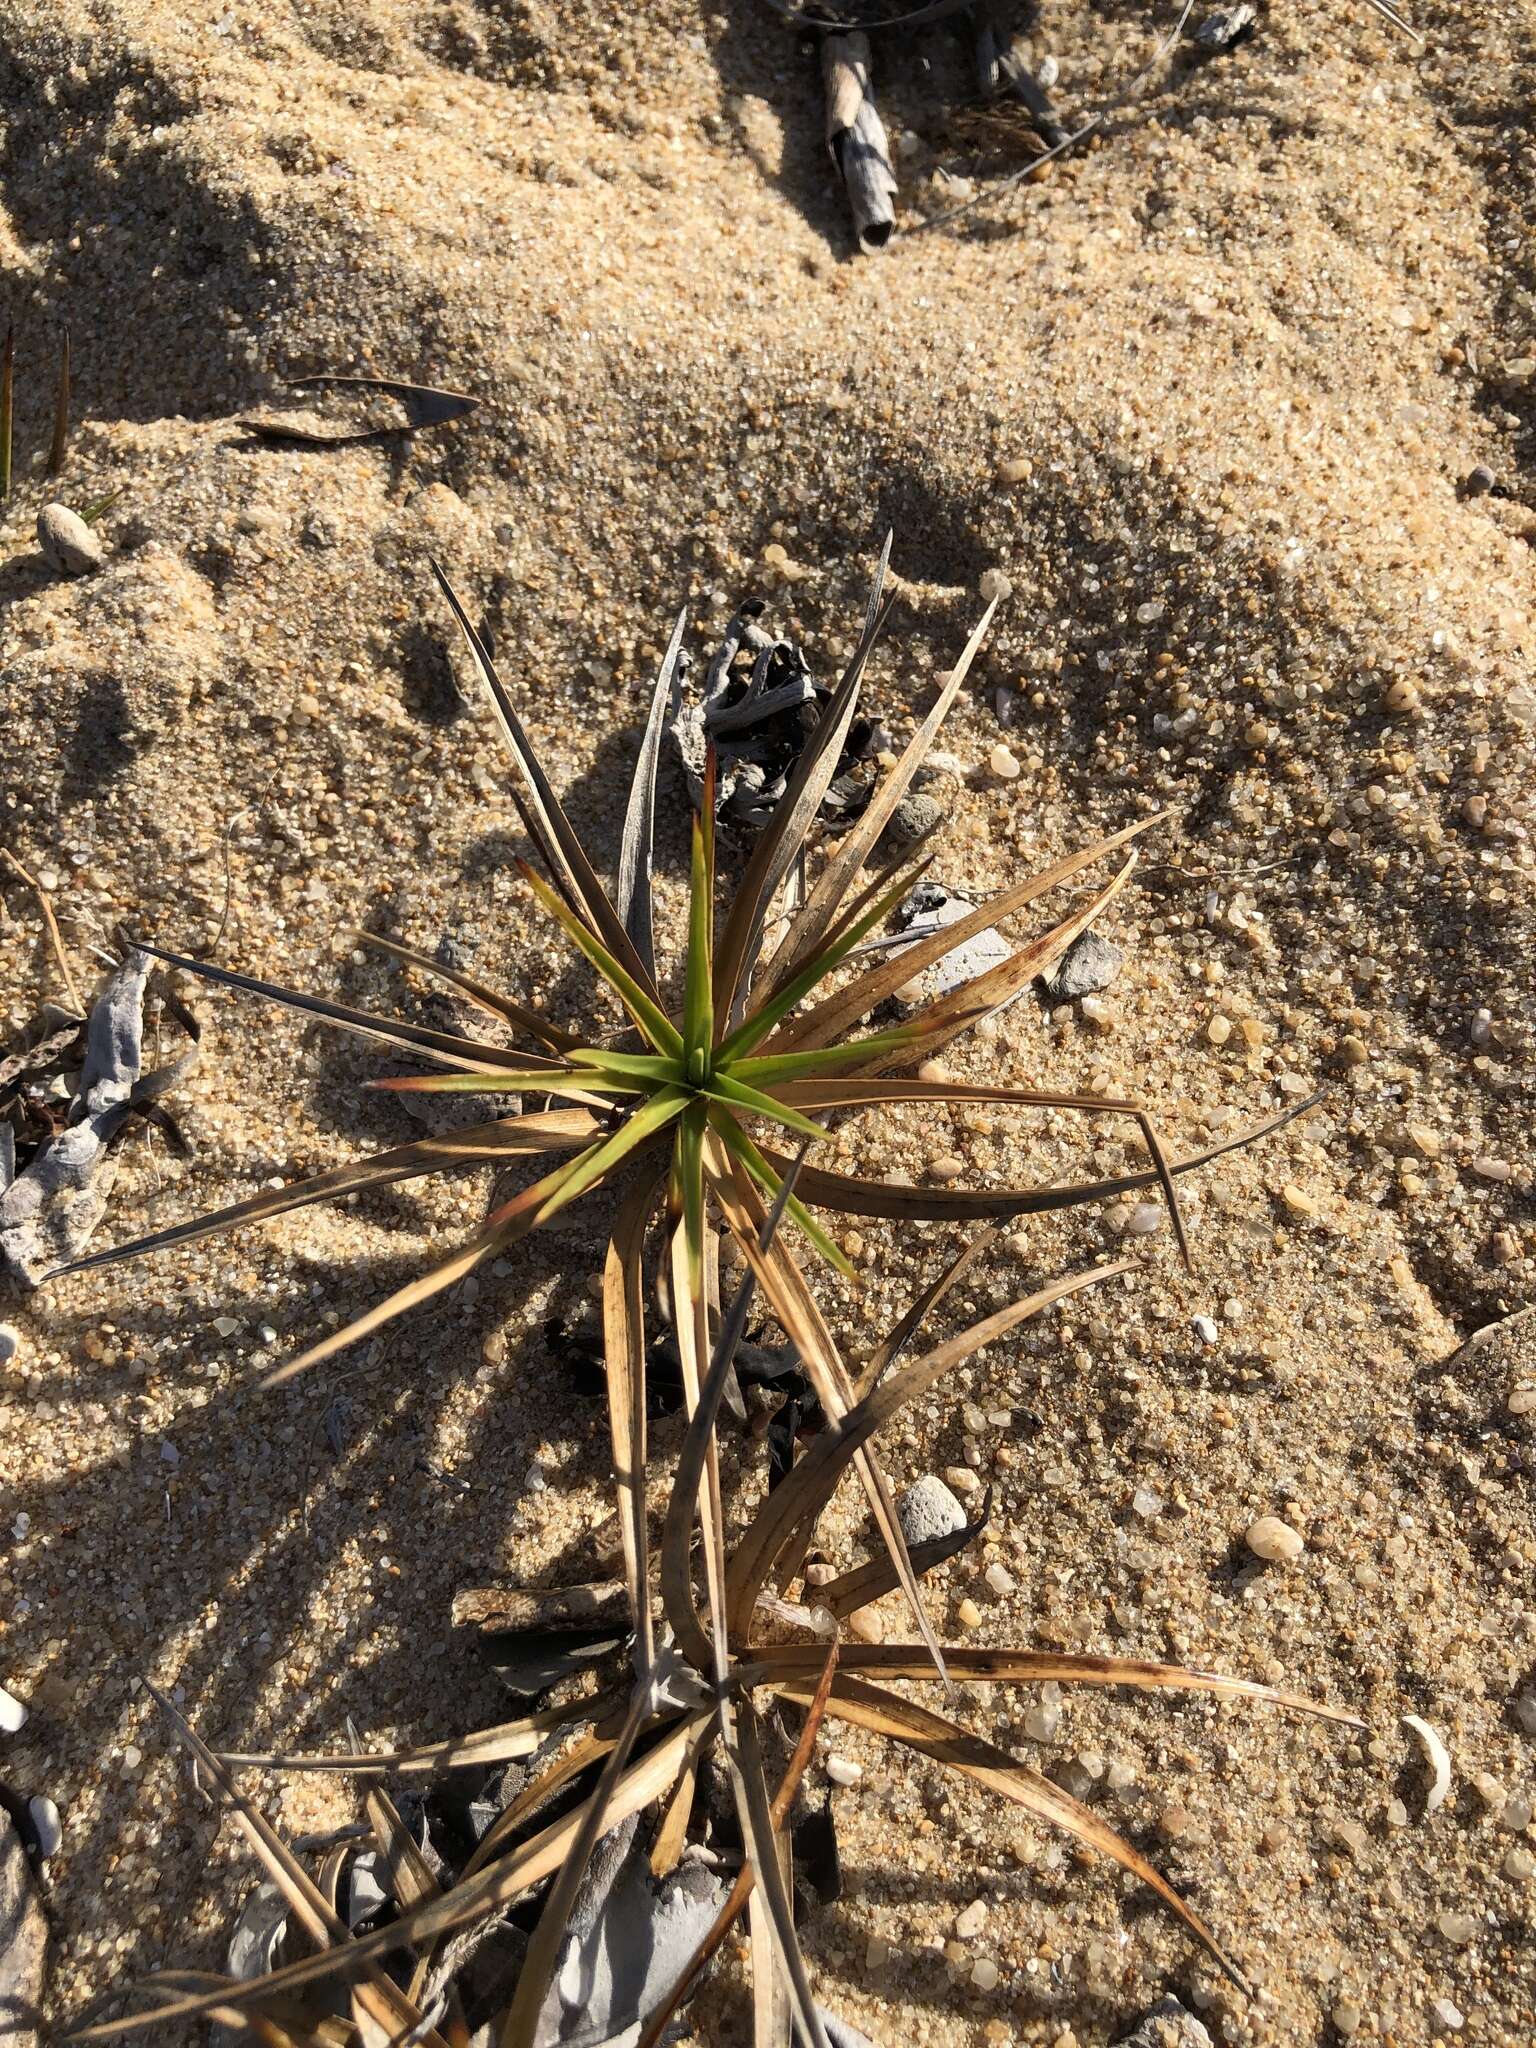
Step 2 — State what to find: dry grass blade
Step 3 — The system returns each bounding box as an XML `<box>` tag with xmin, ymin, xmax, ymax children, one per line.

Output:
<box><xmin>661</xmin><ymin>1150</ymin><xmax>806</xmax><ymax>1670</ymax></box>
<box><xmin>637</xmin><ymin>1643</ymin><xmax>839</xmax><ymax>2048</ymax></box>
<box><xmin>217</xmin><ymin>1702</ymin><xmax>581</xmax><ymax>1776</ymax></box>
<box><xmin>789</xmin><ymin>1673</ymin><xmax>1250</xmax><ymax>1994</ymax></box>
<box><xmin>350</xmin><ymin>929</ymin><xmax>577</xmax><ymax>1052</ymax></box>
<box><xmin>817</xmin><ymin>1486</ymin><xmax>991</xmax><ymax>1618</ymax></box>
<box><xmin>430</xmin><ymin>560</ymin><xmax>658</xmax><ymax>993</ymax></box>
<box><xmin>364</xmin><ymin>1786</ymin><xmax>439</xmax><ymax>1910</ymax></box>
<box><xmin>725</xmin><ymin>1259</ymin><xmax>1136</xmax><ymax>1638</ymax></box>
<box><xmin>128</xmin><ymin>941</ymin><xmax>542</xmax><ymax>1073</ymax></box>
<box><xmin>289</xmin><ymin>373</ymin><xmax>477</xmax><ymax>427</ymax></box>
<box><xmin>258</xmin><ymin>1139</ymin><xmax>612</xmax><ymax>1388</ymax></box>
<box><xmin>141</xmin><ymin>1685</ymin><xmax>451</xmax><ymax>2048</ymax></box>
<box><xmin>708</xmin><ymin>1148</ymin><xmax>950</xmax><ymax>1682</ymax></box>
<box><xmin>495</xmin><ymin>1681</ymin><xmax>686</xmax><ymax>2048</ymax></box>
<box><xmin>765</xmin><ymin>596</ymin><xmax>998</xmax><ymax>985</ymax></box>
<box><xmin>53</xmin><ymin>1110</ymin><xmax>598</xmax><ymax>1279</ymax></box>
<box><xmin>713</xmin><ymin>539</ymin><xmax>893</xmax><ymax>1029</ymax></box>
<box><xmin>765</xmin><ymin>1092</ymin><xmax>1320</xmax><ymax>1222</ymax></box>
<box><xmin>618</xmin><ymin>609</ymin><xmax>687</xmax><ymax>977</ymax></box>
<box><xmin>605</xmin><ymin>1170</ymin><xmax>663</xmax><ymax>1663</ymax></box>
<box><xmin>774</xmin><ymin>813</ymin><xmax>1159</xmax><ymax>1052</ymax></box>
<box><xmin>848</xmin><ymin>854</ymin><xmax>1139</xmax><ymax>1070</ymax></box>
<box><xmin>457</xmin><ymin>1709</ymin><xmax>629</xmax><ymax>1883</ymax></box>
<box><xmin>69</xmin><ymin>1716</ymin><xmax>713</xmax><ymax>2038</ymax></box>
<box><xmin>755</xmin><ymin>1644</ymin><xmax>1366</xmax><ymax>1727</ymax></box>
<box><xmin>721</xmin><ymin>1702</ymin><xmax>830</xmax><ymax>2048</ymax></box>
<box><xmin>852</xmin><ymin>1225</ymin><xmax>998</xmax><ymax>1400</ymax></box>
<box><xmin>771</xmin><ymin>1079</ymin><xmax>1135</xmax><ymax>1114</ymax></box>
<box><xmin>664</xmin><ymin>1220</ymin><xmax>733</xmax><ymax>1673</ymax></box>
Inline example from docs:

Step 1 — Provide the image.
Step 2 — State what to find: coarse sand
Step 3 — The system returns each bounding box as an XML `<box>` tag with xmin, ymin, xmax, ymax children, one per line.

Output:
<box><xmin>1</xmin><ymin>0</ymin><xmax>1534</xmax><ymax>2041</ymax></box>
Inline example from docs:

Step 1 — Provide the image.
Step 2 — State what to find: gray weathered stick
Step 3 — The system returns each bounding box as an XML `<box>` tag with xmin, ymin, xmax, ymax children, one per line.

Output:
<box><xmin>822</xmin><ymin>34</ymin><xmax>897</xmax><ymax>252</ymax></box>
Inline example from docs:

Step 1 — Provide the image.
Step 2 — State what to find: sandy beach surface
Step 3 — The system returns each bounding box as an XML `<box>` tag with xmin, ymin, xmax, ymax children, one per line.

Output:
<box><xmin>1</xmin><ymin>0</ymin><xmax>1534</xmax><ymax>2041</ymax></box>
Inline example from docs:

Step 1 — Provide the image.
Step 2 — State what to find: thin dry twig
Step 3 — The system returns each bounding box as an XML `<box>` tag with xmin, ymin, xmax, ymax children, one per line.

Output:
<box><xmin>2</xmin><ymin>846</ymin><xmax>85</xmax><ymax>1013</ymax></box>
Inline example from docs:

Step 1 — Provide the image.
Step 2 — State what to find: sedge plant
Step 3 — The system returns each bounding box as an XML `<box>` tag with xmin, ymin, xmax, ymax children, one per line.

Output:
<box><xmin>61</xmin><ymin>542</ymin><xmax>1337</xmax><ymax>2044</ymax></box>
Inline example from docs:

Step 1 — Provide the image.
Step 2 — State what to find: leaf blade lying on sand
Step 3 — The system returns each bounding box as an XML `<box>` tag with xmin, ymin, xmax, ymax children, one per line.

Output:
<box><xmin>779</xmin><ymin>1673</ymin><xmax>1251</xmax><ymax>1994</ymax></box>
<box><xmin>49</xmin><ymin>1110</ymin><xmax>599</xmax><ymax>1279</ymax></box>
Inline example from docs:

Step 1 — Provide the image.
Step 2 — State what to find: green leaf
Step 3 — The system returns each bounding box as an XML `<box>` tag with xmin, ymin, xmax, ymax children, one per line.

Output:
<box><xmin>568</xmin><ymin>1047</ymin><xmax>684</xmax><ymax>1084</ymax></box>
<box><xmin>728</xmin><ymin>1027</ymin><xmax>922</xmax><ymax>1088</ymax></box>
<box><xmin>714</xmin><ymin>864</ymin><xmax>918</xmax><ymax>1066</ymax></box>
<box><xmin>682</xmin><ymin>806</ymin><xmax>715</xmax><ymax>1082</ymax></box>
<box><xmin>703</xmin><ymin>1073</ymin><xmax>828</xmax><ymax>1143</ymax></box>
<box><xmin>367</xmin><ymin>1068</ymin><xmax>604</xmax><ymax>1095</ymax></box>
<box><xmin>708</xmin><ymin>1109</ymin><xmax>853</xmax><ymax>1279</ymax></box>
<box><xmin>519</xmin><ymin>862</ymin><xmax>684</xmax><ymax>1057</ymax></box>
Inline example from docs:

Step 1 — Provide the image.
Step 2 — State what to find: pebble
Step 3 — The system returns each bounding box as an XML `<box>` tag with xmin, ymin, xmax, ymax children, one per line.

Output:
<box><xmin>37</xmin><ymin>501</ymin><xmax>105</xmax><ymax>575</ymax></box>
<box><xmin>884</xmin><ymin>791</ymin><xmax>945</xmax><ymax>846</ymax></box>
<box><xmin>0</xmin><ymin>1686</ymin><xmax>27</xmax><ymax>1735</ymax></box>
<box><xmin>1192</xmin><ymin>1315</ymin><xmax>1218</xmax><ymax>1346</ymax></box>
<box><xmin>979</xmin><ymin>567</ymin><xmax>1013</xmax><ymax>603</ymax></box>
<box><xmin>1206</xmin><ymin>1014</ymin><xmax>1231</xmax><ymax>1045</ymax></box>
<box><xmin>826</xmin><ymin>1756</ymin><xmax>863</xmax><ymax>1787</ymax></box>
<box><xmin>847</xmin><ymin>1605</ymin><xmax>884</xmax><ymax>1644</ymax></box>
<box><xmin>1430</xmin><ymin>1999</ymin><xmax>1464</xmax><ymax>2034</ymax></box>
<box><xmin>1040</xmin><ymin>930</ymin><xmax>1125</xmax><ymax>1001</ymax></box>
<box><xmin>27</xmin><ymin>1797</ymin><xmax>61</xmax><ymax>1860</ymax></box>
<box><xmin>1332</xmin><ymin>2004</ymin><xmax>1362</xmax><ymax>2038</ymax></box>
<box><xmin>1024</xmin><ymin>1684</ymin><xmax>1062</xmax><ymax>1743</ymax></box>
<box><xmin>1340</xmin><ymin>1034</ymin><xmax>1369</xmax><ymax>1067</ymax></box>
<box><xmin>984</xmin><ymin>1563</ymin><xmax>1015</xmax><ymax>1598</ymax></box>
<box><xmin>954</xmin><ymin>1899</ymin><xmax>988</xmax><ymax>1939</ymax></box>
<box><xmin>943</xmin><ymin>1465</ymin><xmax>982</xmax><ymax>1497</ymax></box>
<box><xmin>970</xmin><ymin>1958</ymin><xmax>1000</xmax><ymax>1992</ymax></box>
<box><xmin>928</xmin><ymin>1153</ymin><xmax>965</xmax><ymax>1183</ymax></box>
<box><xmin>897</xmin><ymin>1476</ymin><xmax>968</xmax><ymax>1547</ymax></box>
<box><xmin>1505</xmin><ymin>1846</ymin><xmax>1534</xmax><ymax>1881</ymax></box>
<box><xmin>1463</xmin><ymin>463</ymin><xmax>1497</xmax><ymax>497</ymax></box>
<box><xmin>1132</xmin><ymin>1486</ymin><xmax>1164</xmax><ymax>1518</ymax></box>
<box><xmin>1436</xmin><ymin>1909</ymin><xmax>1477</xmax><ymax>1945</ymax></box>
<box><xmin>957</xmin><ymin>1597</ymin><xmax>983</xmax><ymax>1630</ymax></box>
<box><xmin>996</xmin><ymin>455</ymin><xmax>1033</xmax><ymax>485</ymax></box>
<box><xmin>1402</xmin><ymin>1714</ymin><xmax>1452</xmax><ymax>1814</ymax></box>
<box><xmin>1246</xmin><ymin>1515</ymin><xmax>1305</xmax><ymax>1563</ymax></box>
<box><xmin>1114</xmin><ymin>2000</ymin><xmax>1213</xmax><ymax>2048</ymax></box>
<box><xmin>1124</xmin><ymin>1202</ymin><xmax>1164</xmax><ymax>1236</ymax></box>
<box><xmin>1471</xmin><ymin>1156</ymin><xmax>1512</xmax><ymax>1182</ymax></box>
<box><xmin>0</xmin><ymin>1326</ymin><xmax>18</xmax><ymax>1367</ymax></box>
<box><xmin>1512</xmin><ymin>1694</ymin><xmax>1536</xmax><ymax>1735</ymax></box>
<box><xmin>1280</xmin><ymin>1182</ymin><xmax>1319</xmax><ymax>1219</ymax></box>
<box><xmin>1079</xmin><ymin>994</ymin><xmax>1111</xmax><ymax>1026</ymax></box>
<box><xmin>212</xmin><ymin>1315</ymin><xmax>240</xmax><ymax>1339</ymax></box>
<box><xmin>987</xmin><ymin>742</ymin><xmax>1021</xmax><ymax>781</ymax></box>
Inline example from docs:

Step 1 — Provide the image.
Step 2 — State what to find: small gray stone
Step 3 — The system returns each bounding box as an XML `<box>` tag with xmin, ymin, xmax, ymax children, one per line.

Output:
<box><xmin>1115</xmin><ymin>1999</ymin><xmax>1214</xmax><ymax>2048</ymax></box>
<box><xmin>883</xmin><ymin>791</ymin><xmax>945</xmax><ymax>848</ymax></box>
<box><xmin>897</xmin><ymin>1474</ymin><xmax>967</xmax><ymax>1547</ymax></box>
<box><xmin>1194</xmin><ymin>3</ymin><xmax>1257</xmax><ymax>49</ymax></box>
<box><xmin>1462</xmin><ymin>463</ymin><xmax>1498</xmax><ymax>498</ymax></box>
<box><xmin>0</xmin><ymin>1813</ymin><xmax>46</xmax><ymax>2047</ymax></box>
<box><xmin>1040</xmin><ymin>930</ymin><xmax>1125</xmax><ymax>1000</ymax></box>
<box><xmin>0</xmin><ymin>1324</ymin><xmax>18</xmax><ymax>1367</ymax></box>
<box><xmin>36</xmin><ymin>502</ymin><xmax>105</xmax><ymax>576</ymax></box>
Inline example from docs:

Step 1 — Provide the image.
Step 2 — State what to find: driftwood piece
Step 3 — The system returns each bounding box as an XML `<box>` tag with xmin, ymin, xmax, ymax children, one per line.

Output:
<box><xmin>822</xmin><ymin>34</ymin><xmax>897</xmax><ymax>251</ymax></box>
<box><xmin>0</xmin><ymin>953</ymin><xmax>199</xmax><ymax>1288</ymax></box>
<box><xmin>973</xmin><ymin>2</ymin><xmax>1069</xmax><ymax>149</ymax></box>
<box><xmin>450</xmin><ymin>1580</ymin><xmax>631</xmax><ymax>1636</ymax></box>
<box><xmin>0</xmin><ymin>1812</ymin><xmax>46</xmax><ymax>2048</ymax></box>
